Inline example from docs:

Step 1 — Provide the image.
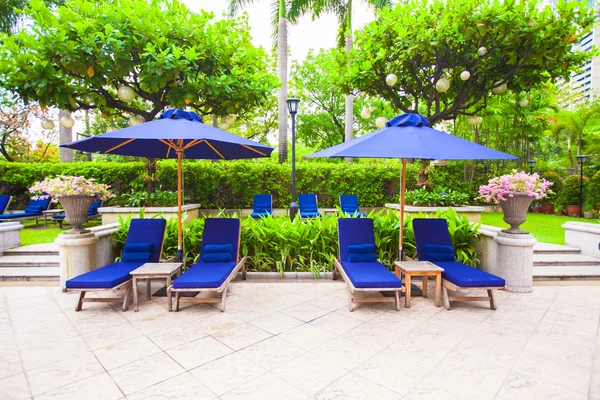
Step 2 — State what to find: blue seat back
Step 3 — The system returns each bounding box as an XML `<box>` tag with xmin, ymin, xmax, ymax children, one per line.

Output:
<box><xmin>299</xmin><ymin>194</ymin><xmax>318</xmax><ymax>213</ymax></box>
<box><xmin>26</xmin><ymin>196</ymin><xmax>52</xmax><ymax>214</ymax></box>
<box><xmin>338</xmin><ymin>218</ymin><xmax>376</xmax><ymax>261</ymax></box>
<box><xmin>89</xmin><ymin>199</ymin><xmax>102</xmax><ymax>215</ymax></box>
<box><xmin>0</xmin><ymin>195</ymin><xmax>11</xmax><ymax>214</ymax></box>
<box><xmin>201</xmin><ymin>218</ymin><xmax>241</xmax><ymax>262</ymax></box>
<box><xmin>125</xmin><ymin>219</ymin><xmax>167</xmax><ymax>263</ymax></box>
<box><xmin>412</xmin><ymin>218</ymin><xmax>454</xmax><ymax>261</ymax></box>
<box><xmin>253</xmin><ymin>194</ymin><xmax>272</xmax><ymax>214</ymax></box>
<box><xmin>340</xmin><ymin>194</ymin><xmax>360</xmax><ymax>214</ymax></box>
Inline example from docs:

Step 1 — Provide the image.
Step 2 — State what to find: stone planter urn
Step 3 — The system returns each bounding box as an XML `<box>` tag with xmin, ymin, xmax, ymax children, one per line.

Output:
<box><xmin>58</xmin><ymin>195</ymin><xmax>96</xmax><ymax>234</ymax></box>
<box><xmin>500</xmin><ymin>192</ymin><xmax>534</xmax><ymax>234</ymax></box>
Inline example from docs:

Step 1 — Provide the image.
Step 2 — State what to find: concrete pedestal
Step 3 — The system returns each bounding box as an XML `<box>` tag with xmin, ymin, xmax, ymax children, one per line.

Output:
<box><xmin>493</xmin><ymin>232</ymin><xmax>537</xmax><ymax>293</ymax></box>
<box><xmin>0</xmin><ymin>222</ymin><xmax>23</xmax><ymax>255</ymax></box>
<box><xmin>55</xmin><ymin>232</ymin><xmax>98</xmax><ymax>290</ymax></box>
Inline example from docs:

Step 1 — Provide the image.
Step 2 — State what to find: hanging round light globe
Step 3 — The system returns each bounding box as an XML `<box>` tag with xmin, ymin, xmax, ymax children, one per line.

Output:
<box><xmin>385</xmin><ymin>73</ymin><xmax>398</xmax><ymax>87</ymax></box>
<box><xmin>477</xmin><ymin>46</ymin><xmax>487</xmax><ymax>56</ymax></box>
<box><xmin>460</xmin><ymin>71</ymin><xmax>471</xmax><ymax>81</ymax></box>
<box><xmin>435</xmin><ymin>77</ymin><xmax>450</xmax><ymax>93</ymax></box>
<box><xmin>117</xmin><ymin>86</ymin><xmax>135</xmax><ymax>103</ymax></box>
<box><xmin>375</xmin><ymin>117</ymin><xmax>387</xmax><ymax>129</ymax></box>
<box><xmin>128</xmin><ymin>116</ymin><xmax>144</xmax><ymax>126</ymax></box>
<box><xmin>60</xmin><ymin>115</ymin><xmax>75</xmax><ymax>129</ymax></box>
<box><xmin>41</xmin><ymin>119</ymin><xmax>55</xmax><ymax>130</ymax></box>
<box><xmin>468</xmin><ymin>116</ymin><xmax>483</xmax><ymax>126</ymax></box>
<box><xmin>492</xmin><ymin>82</ymin><xmax>507</xmax><ymax>95</ymax></box>
<box><xmin>83</xmin><ymin>94</ymin><xmax>94</xmax><ymax>105</ymax></box>
<box><xmin>219</xmin><ymin>122</ymin><xmax>229</xmax><ymax>130</ymax></box>
<box><xmin>224</xmin><ymin>115</ymin><xmax>235</xmax><ymax>125</ymax></box>
<box><xmin>360</xmin><ymin>108</ymin><xmax>371</xmax><ymax>119</ymax></box>
<box><xmin>106</xmin><ymin>126</ymin><xmax>117</xmax><ymax>132</ymax></box>
<box><xmin>519</xmin><ymin>98</ymin><xmax>529</xmax><ymax>107</ymax></box>
<box><xmin>368</xmin><ymin>106</ymin><xmax>375</xmax><ymax>112</ymax></box>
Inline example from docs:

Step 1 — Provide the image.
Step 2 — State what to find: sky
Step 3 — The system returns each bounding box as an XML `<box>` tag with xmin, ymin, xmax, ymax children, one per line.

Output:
<box><xmin>182</xmin><ymin>0</ymin><xmax>378</xmax><ymax>63</ymax></box>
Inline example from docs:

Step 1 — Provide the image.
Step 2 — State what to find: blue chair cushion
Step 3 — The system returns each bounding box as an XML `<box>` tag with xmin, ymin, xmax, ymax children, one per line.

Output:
<box><xmin>301</xmin><ymin>211</ymin><xmax>321</xmax><ymax>218</ymax></box>
<box><xmin>250</xmin><ymin>212</ymin><xmax>270</xmax><ymax>219</ymax></box>
<box><xmin>204</xmin><ymin>244</ymin><xmax>233</xmax><ymax>254</ymax></box>
<box><xmin>66</xmin><ymin>262</ymin><xmax>143</xmax><ymax>289</ymax></box>
<box><xmin>24</xmin><ymin>206</ymin><xmax>43</xmax><ymax>214</ymax></box>
<box><xmin>254</xmin><ymin>203</ymin><xmax>271</xmax><ymax>213</ymax></box>
<box><xmin>172</xmin><ymin>261</ymin><xmax>236</xmax><ymax>289</ymax></box>
<box><xmin>303</xmin><ymin>207</ymin><xmax>318</xmax><ymax>213</ymax></box>
<box><xmin>434</xmin><ymin>261</ymin><xmax>506</xmax><ymax>288</ymax></box>
<box><xmin>121</xmin><ymin>252</ymin><xmax>153</xmax><ymax>263</ymax></box>
<box><xmin>202</xmin><ymin>252</ymin><xmax>232</xmax><ymax>263</ymax></box>
<box><xmin>348</xmin><ymin>253</ymin><xmax>376</xmax><ymax>262</ymax></box>
<box><xmin>52</xmin><ymin>214</ymin><xmax>66</xmax><ymax>221</ymax></box>
<box><xmin>342</xmin><ymin>261</ymin><xmax>402</xmax><ymax>288</ymax></box>
<box><xmin>124</xmin><ymin>243</ymin><xmax>154</xmax><ymax>253</ymax></box>
<box><xmin>423</xmin><ymin>244</ymin><xmax>455</xmax><ymax>262</ymax></box>
<box><xmin>347</xmin><ymin>244</ymin><xmax>376</xmax><ymax>254</ymax></box>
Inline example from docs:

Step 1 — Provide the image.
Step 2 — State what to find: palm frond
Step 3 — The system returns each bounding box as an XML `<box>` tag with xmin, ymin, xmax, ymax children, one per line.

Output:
<box><xmin>227</xmin><ymin>0</ymin><xmax>261</xmax><ymax>17</ymax></box>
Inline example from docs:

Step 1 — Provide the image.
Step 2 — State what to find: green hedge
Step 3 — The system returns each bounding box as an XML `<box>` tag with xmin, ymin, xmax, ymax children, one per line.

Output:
<box><xmin>112</xmin><ymin>208</ymin><xmax>480</xmax><ymax>274</ymax></box>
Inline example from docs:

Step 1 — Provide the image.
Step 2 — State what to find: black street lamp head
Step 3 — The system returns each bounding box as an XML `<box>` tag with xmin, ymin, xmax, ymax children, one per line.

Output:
<box><xmin>577</xmin><ymin>154</ymin><xmax>588</xmax><ymax>165</ymax></box>
<box><xmin>287</xmin><ymin>96</ymin><xmax>300</xmax><ymax>115</ymax></box>
<box><xmin>527</xmin><ymin>159</ymin><xmax>536</xmax><ymax>167</ymax></box>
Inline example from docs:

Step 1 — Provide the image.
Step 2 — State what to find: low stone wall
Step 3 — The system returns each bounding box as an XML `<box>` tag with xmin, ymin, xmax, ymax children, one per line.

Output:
<box><xmin>199</xmin><ymin>207</ymin><xmax>386</xmax><ymax>218</ymax></box>
<box><xmin>0</xmin><ymin>222</ymin><xmax>23</xmax><ymax>256</ymax></box>
<box><xmin>474</xmin><ymin>224</ymin><xmax>502</xmax><ymax>275</ymax></box>
<box><xmin>385</xmin><ymin>204</ymin><xmax>485</xmax><ymax>223</ymax></box>
<box><xmin>563</xmin><ymin>221</ymin><xmax>600</xmax><ymax>258</ymax></box>
<box><xmin>99</xmin><ymin>204</ymin><xmax>202</xmax><ymax>225</ymax></box>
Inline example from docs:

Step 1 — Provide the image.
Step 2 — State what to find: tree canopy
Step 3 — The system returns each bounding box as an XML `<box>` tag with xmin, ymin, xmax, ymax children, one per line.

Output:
<box><xmin>342</xmin><ymin>0</ymin><xmax>596</xmax><ymax>125</ymax></box>
<box><xmin>0</xmin><ymin>0</ymin><xmax>279</xmax><ymax>122</ymax></box>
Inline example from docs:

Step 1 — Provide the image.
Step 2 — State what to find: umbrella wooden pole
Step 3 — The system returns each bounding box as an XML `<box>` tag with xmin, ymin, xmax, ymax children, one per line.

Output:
<box><xmin>399</xmin><ymin>158</ymin><xmax>407</xmax><ymax>264</ymax></box>
<box><xmin>177</xmin><ymin>150</ymin><xmax>183</xmax><ymax>263</ymax></box>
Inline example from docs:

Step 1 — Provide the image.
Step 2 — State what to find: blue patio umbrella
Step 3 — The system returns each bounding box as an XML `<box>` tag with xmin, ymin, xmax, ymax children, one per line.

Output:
<box><xmin>306</xmin><ymin>113</ymin><xmax>518</xmax><ymax>262</ymax></box>
<box><xmin>61</xmin><ymin>109</ymin><xmax>274</xmax><ymax>261</ymax></box>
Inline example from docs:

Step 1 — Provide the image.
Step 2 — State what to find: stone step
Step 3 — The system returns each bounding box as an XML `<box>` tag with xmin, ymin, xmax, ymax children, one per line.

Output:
<box><xmin>3</xmin><ymin>243</ymin><xmax>59</xmax><ymax>256</ymax></box>
<box><xmin>533</xmin><ymin>253</ymin><xmax>600</xmax><ymax>266</ymax></box>
<box><xmin>533</xmin><ymin>266</ymin><xmax>600</xmax><ymax>281</ymax></box>
<box><xmin>0</xmin><ymin>267</ymin><xmax>59</xmax><ymax>281</ymax></box>
<box><xmin>533</xmin><ymin>243</ymin><xmax>581</xmax><ymax>255</ymax></box>
<box><xmin>0</xmin><ymin>255</ymin><xmax>59</xmax><ymax>268</ymax></box>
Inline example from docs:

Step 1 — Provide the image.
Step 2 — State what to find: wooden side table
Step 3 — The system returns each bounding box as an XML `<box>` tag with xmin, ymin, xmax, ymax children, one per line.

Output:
<box><xmin>322</xmin><ymin>208</ymin><xmax>338</xmax><ymax>216</ymax></box>
<box><xmin>130</xmin><ymin>263</ymin><xmax>182</xmax><ymax>312</ymax></box>
<box><xmin>394</xmin><ymin>261</ymin><xmax>444</xmax><ymax>308</ymax></box>
<box><xmin>42</xmin><ymin>209</ymin><xmax>65</xmax><ymax>227</ymax></box>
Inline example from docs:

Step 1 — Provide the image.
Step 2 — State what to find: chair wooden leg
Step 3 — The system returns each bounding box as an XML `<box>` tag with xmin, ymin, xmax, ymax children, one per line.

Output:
<box><xmin>122</xmin><ymin>287</ymin><xmax>130</xmax><ymax>311</ymax></box>
<box><xmin>488</xmin><ymin>290</ymin><xmax>497</xmax><ymax>310</ymax></box>
<box><xmin>219</xmin><ymin>288</ymin><xmax>228</xmax><ymax>312</ymax></box>
<box><xmin>175</xmin><ymin>292</ymin><xmax>180</xmax><ymax>312</ymax></box>
<box><xmin>75</xmin><ymin>291</ymin><xmax>85</xmax><ymax>311</ymax></box>
<box><xmin>332</xmin><ymin>265</ymin><xmax>339</xmax><ymax>281</ymax></box>
<box><xmin>394</xmin><ymin>289</ymin><xmax>400</xmax><ymax>311</ymax></box>
<box><xmin>168</xmin><ymin>287</ymin><xmax>172</xmax><ymax>312</ymax></box>
<box><xmin>241</xmin><ymin>265</ymin><xmax>247</xmax><ymax>280</ymax></box>
<box><xmin>442</xmin><ymin>286</ymin><xmax>450</xmax><ymax>310</ymax></box>
<box><xmin>347</xmin><ymin>288</ymin><xmax>354</xmax><ymax>312</ymax></box>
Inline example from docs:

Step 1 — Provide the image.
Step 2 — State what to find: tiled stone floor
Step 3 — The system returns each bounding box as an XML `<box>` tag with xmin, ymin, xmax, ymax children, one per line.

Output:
<box><xmin>1</xmin><ymin>281</ymin><xmax>599</xmax><ymax>400</ymax></box>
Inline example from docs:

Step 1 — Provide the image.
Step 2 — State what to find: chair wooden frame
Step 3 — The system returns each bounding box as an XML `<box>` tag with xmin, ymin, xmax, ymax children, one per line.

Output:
<box><xmin>441</xmin><ymin>279</ymin><xmax>506</xmax><ymax>310</ymax></box>
<box><xmin>333</xmin><ymin>259</ymin><xmax>404</xmax><ymax>311</ymax></box>
<box><xmin>167</xmin><ymin>223</ymin><xmax>247</xmax><ymax>312</ymax></box>
<box><xmin>65</xmin><ymin>222</ymin><xmax>166</xmax><ymax>312</ymax></box>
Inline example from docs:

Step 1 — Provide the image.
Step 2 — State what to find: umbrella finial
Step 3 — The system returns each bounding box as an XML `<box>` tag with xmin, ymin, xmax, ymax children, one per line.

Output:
<box><xmin>159</xmin><ymin>109</ymin><xmax>203</xmax><ymax>123</ymax></box>
<box><xmin>386</xmin><ymin>113</ymin><xmax>429</xmax><ymax>128</ymax></box>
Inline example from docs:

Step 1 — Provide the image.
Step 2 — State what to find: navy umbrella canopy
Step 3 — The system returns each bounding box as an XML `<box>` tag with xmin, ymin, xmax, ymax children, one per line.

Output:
<box><xmin>62</xmin><ymin>109</ymin><xmax>274</xmax><ymax>261</ymax></box>
<box><xmin>307</xmin><ymin>113</ymin><xmax>517</xmax><ymax>263</ymax></box>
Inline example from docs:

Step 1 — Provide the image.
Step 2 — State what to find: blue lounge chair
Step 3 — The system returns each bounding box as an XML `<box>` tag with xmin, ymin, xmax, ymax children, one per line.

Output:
<box><xmin>168</xmin><ymin>218</ymin><xmax>247</xmax><ymax>312</ymax></box>
<box><xmin>0</xmin><ymin>195</ymin><xmax>12</xmax><ymax>215</ymax></box>
<box><xmin>339</xmin><ymin>194</ymin><xmax>367</xmax><ymax>217</ymax></box>
<box><xmin>65</xmin><ymin>218</ymin><xmax>167</xmax><ymax>312</ymax></box>
<box><xmin>412</xmin><ymin>218</ymin><xmax>506</xmax><ymax>310</ymax></box>
<box><xmin>335</xmin><ymin>218</ymin><xmax>403</xmax><ymax>311</ymax></box>
<box><xmin>52</xmin><ymin>199</ymin><xmax>102</xmax><ymax>228</ymax></box>
<box><xmin>250</xmin><ymin>194</ymin><xmax>272</xmax><ymax>219</ymax></box>
<box><xmin>0</xmin><ymin>196</ymin><xmax>51</xmax><ymax>223</ymax></box>
<box><xmin>299</xmin><ymin>194</ymin><xmax>322</xmax><ymax>219</ymax></box>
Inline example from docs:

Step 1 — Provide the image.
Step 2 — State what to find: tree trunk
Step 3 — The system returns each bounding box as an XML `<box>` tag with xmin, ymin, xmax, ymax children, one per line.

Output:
<box><xmin>344</xmin><ymin>36</ymin><xmax>354</xmax><ymax>145</ymax></box>
<box><xmin>212</xmin><ymin>115</ymin><xmax>218</xmax><ymax>128</ymax></box>
<box><xmin>567</xmin><ymin>137</ymin><xmax>574</xmax><ymax>169</ymax></box>
<box><xmin>277</xmin><ymin>17</ymin><xmax>288</xmax><ymax>163</ymax></box>
<box><xmin>59</xmin><ymin>110</ymin><xmax>73</xmax><ymax>162</ymax></box>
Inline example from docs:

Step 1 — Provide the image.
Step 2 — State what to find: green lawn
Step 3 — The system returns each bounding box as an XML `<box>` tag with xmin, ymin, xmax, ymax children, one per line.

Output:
<box><xmin>480</xmin><ymin>212</ymin><xmax>590</xmax><ymax>244</ymax></box>
<box><xmin>20</xmin><ymin>219</ymin><xmax>102</xmax><ymax>246</ymax></box>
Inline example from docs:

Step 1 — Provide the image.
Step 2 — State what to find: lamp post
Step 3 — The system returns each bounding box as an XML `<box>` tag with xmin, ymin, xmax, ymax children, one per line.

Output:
<box><xmin>527</xmin><ymin>159</ymin><xmax>536</xmax><ymax>174</ymax></box>
<box><xmin>287</xmin><ymin>96</ymin><xmax>300</xmax><ymax>220</ymax></box>
<box><xmin>577</xmin><ymin>154</ymin><xmax>588</xmax><ymax>218</ymax></box>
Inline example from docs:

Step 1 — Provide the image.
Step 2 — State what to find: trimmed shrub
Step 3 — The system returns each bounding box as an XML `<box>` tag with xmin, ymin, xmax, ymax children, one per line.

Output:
<box><xmin>555</xmin><ymin>174</ymin><xmax>588</xmax><ymax>211</ymax></box>
<box><xmin>540</xmin><ymin>171</ymin><xmax>563</xmax><ymax>204</ymax></box>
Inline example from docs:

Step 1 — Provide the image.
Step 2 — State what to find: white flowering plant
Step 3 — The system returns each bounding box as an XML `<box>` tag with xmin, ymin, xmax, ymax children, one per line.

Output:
<box><xmin>478</xmin><ymin>170</ymin><xmax>553</xmax><ymax>205</ymax></box>
<box><xmin>29</xmin><ymin>175</ymin><xmax>115</xmax><ymax>202</ymax></box>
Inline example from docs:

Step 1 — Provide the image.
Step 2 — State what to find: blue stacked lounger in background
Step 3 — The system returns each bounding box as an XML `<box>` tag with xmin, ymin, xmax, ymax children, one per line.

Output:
<box><xmin>250</xmin><ymin>194</ymin><xmax>272</xmax><ymax>219</ymax></box>
<box><xmin>335</xmin><ymin>218</ymin><xmax>404</xmax><ymax>311</ymax></box>
<box><xmin>412</xmin><ymin>218</ymin><xmax>506</xmax><ymax>310</ymax></box>
<box><xmin>0</xmin><ymin>195</ymin><xmax>12</xmax><ymax>215</ymax></box>
<box><xmin>339</xmin><ymin>194</ymin><xmax>367</xmax><ymax>217</ymax></box>
<box><xmin>168</xmin><ymin>218</ymin><xmax>247</xmax><ymax>312</ymax></box>
<box><xmin>65</xmin><ymin>218</ymin><xmax>167</xmax><ymax>311</ymax></box>
<box><xmin>0</xmin><ymin>196</ymin><xmax>51</xmax><ymax>224</ymax></box>
<box><xmin>299</xmin><ymin>193</ymin><xmax>322</xmax><ymax>219</ymax></box>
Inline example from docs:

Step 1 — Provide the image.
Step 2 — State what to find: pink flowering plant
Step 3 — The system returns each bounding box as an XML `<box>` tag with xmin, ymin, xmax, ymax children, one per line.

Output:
<box><xmin>29</xmin><ymin>175</ymin><xmax>115</xmax><ymax>202</ymax></box>
<box><xmin>478</xmin><ymin>170</ymin><xmax>553</xmax><ymax>204</ymax></box>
